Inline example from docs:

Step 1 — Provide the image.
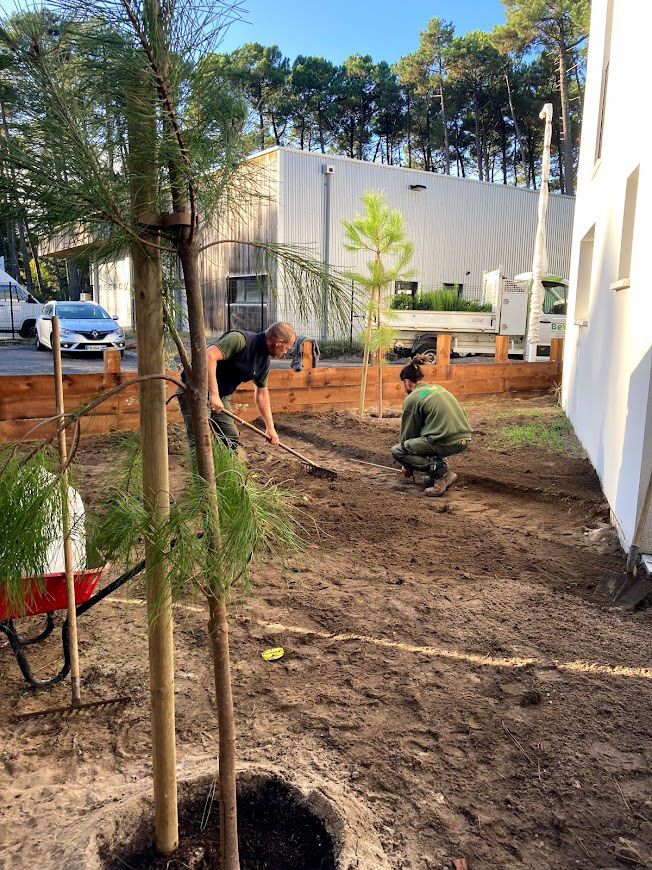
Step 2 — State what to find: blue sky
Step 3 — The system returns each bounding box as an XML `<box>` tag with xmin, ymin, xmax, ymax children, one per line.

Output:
<box><xmin>0</xmin><ymin>0</ymin><xmax>509</xmax><ymax>63</ymax></box>
<box><xmin>217</xmin><ymin>0</ymin><xmax>508</xmax><ymax>64</ymax></box>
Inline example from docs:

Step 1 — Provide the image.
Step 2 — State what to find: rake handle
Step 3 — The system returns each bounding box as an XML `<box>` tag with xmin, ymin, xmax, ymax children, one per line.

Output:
<box><xmin>220</xmin><ymin>408</ymin><xmax>321</xmax><ymax>470</ymax></box>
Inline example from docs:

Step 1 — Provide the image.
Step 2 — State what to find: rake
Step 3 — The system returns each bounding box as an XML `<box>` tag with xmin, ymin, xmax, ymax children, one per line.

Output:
<box><xmin>219</xmin><ymin>409</ymin><xmax>338</xmax><ymax>481</ymax></box>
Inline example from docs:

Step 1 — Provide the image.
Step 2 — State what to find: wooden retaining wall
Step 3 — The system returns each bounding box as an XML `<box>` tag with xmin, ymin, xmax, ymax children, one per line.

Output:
<box><xmin>0</xmin><ymin>336</ymin><xmax>564</xmax><ymax>443</ymax></box>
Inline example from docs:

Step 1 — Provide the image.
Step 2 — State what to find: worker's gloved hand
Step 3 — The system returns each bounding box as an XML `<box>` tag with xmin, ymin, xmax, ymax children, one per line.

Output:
<box><xmin>265</xmin><ymin>426</ymin><xmax>280</xmax><ymax>446</ymax></box>
<box><xmin>401</xmin><ymin>466</ymin><xmax>411</xmax><ymax>478</ymax></box>
<box><xmin>209</xmin><ymin>391</ymin><xmax>224</xmax><ymax>414</ymax></box>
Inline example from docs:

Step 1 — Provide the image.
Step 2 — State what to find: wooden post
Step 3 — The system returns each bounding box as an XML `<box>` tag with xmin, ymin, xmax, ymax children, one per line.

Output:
<box><xmin>495</xmin><ymin>334</ymin><xmax>509</xmax><ymax>363</ymax></box>
<box><xmin>550</xmin><ymin>337</ymin><xmax>564</xmax><ymax>370</ymax></box>
<box><xmin>104</xmin><ymin>348</ymin><xmax>121</xmax><ymax>374</ymax></box>
<box><xmin>52</xmin><ymin>316</ymin><xmax>82</xmax><ymax>707</ymax></box>
<box><xmin>302</xmin><ymin>339</ymin><xmax>313</xmax><ymax>370</ymax></box>
<box><xmin>437</xmin><ymin>334</ymin><xmax>452</xmax><ymax>369</ymax></box>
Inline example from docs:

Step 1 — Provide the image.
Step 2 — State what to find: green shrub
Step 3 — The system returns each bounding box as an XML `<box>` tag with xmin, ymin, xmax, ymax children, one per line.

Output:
<box><xmin>390</xmin><ymin>287</ymin><xmax>492</xmax><ymax>312</ymax></box>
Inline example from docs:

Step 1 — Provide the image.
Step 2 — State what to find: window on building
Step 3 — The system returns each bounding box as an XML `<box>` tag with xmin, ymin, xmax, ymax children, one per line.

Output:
<box><xmin>227</xmin><ymin>275</ymin><xmax>268</xmax><ymax>304</ymax></box>
<box><xmin>595</xmin><ymin>0</ymin><xmax>614</xmax><ymax>163</ymax></box>
<box><xmin>617</xmin><ymin>166</ymin><xmax>639</xmax><ymax>284</ymax></box>
<box><xmin>574</xmin><ymin>226</ymin><xmax>595</xmax><ymax>323</ymax></box>
<box><xmin>395</xmin><ymin>281</ymin><xmax>418</xmax><ymax>297</ymax></box>
<box><xmin>443</xmin><ymin>282</ymin><xmax>463</xmax><ymax>295</ymax></box>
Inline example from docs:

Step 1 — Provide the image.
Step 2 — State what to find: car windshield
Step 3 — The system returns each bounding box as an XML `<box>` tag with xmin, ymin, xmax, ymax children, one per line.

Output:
<box><xmin>56</xmin><ymin>304</ymin><xmax>111</xmax><ymax>320</ymax></box>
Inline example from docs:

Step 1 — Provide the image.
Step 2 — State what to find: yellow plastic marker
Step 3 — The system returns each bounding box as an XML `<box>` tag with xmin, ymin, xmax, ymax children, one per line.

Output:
<box><xmin>262</xmin><ymin>647</ymin><xmax>284</xmax><ymax>661</ymax></box>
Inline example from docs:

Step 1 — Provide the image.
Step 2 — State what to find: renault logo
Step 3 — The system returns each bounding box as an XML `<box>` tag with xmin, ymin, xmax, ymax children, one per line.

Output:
<box><xmin>92</xmin><ymin>330</ymin><xmax>99</xmax><ymax>339</ymax></box>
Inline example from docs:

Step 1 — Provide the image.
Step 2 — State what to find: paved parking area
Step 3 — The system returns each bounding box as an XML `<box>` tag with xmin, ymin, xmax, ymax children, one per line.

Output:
<box><xmin>0</xmin><ymin>344</ymin><xmax>138</xmax><ymax>375</ymax></box>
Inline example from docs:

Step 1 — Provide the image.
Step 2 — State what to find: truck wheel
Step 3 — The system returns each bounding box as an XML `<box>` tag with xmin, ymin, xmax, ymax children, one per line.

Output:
<box><xmin>414</xmin><ymin>343</ymin><xmax>437</xmax><ymax>364</ymax></box>
<box><xmin>19</xmin><ymin>320</ymin><xmax>36</xmax><ymax>338</ymax></box>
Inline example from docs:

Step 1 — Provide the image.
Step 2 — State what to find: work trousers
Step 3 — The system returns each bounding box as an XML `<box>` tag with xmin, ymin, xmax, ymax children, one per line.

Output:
<box><xmin>177</xmin><ymin>392</ymin><xmax>240</xmax><ymax>451</ymax></box>
<box><xmin>391</xmin><ymin>435</ymin><xmax>470</xmax><ymax>480</ymax></box>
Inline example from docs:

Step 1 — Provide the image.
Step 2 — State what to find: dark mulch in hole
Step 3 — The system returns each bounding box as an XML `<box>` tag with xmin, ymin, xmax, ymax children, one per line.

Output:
<box><xmin>102</xmin><ymin>776</ymin><xmax>336</xmax><ymax>870</ymax></box>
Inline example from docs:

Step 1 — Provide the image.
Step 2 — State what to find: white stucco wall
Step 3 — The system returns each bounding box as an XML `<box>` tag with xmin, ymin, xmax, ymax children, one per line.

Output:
<box><xmin>92</xmin><ymin>256</ymin><xmax>133</xmax><ymax>329</ymax></box>
<box><xmin>562</xmin><ymin>0</ymin><xmax>652</xmax><ymax>551</ymax></box>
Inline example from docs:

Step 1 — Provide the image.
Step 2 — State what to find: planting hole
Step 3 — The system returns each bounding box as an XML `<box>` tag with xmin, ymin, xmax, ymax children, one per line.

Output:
<box><xmin>102</xmin><ymin>774</ymin><xmax>336</xmax><ymax>869</ymax></box>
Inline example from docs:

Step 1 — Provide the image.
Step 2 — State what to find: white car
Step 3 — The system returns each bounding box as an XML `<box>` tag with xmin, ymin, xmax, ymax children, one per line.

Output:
<box><xmin>36</xmin><ymin>301</ymin><xmax>126</xmax><ymax>354</ymax></box>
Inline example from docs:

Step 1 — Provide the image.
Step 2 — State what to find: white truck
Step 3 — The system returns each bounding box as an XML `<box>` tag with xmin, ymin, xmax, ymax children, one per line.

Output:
<box><xmin>0</xmin><ymin>268</ymin><xmax>43</xmax><ymax>337</ymax></box>
<box><xmin>391</xmin><ymin>268</ymin><xmax>567</xmax><ymax>362</ymax></box>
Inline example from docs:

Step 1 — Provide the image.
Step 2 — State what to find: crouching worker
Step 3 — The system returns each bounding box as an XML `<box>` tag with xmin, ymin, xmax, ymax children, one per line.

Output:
<box><xmin>179</xmin><ymin>321</ymin><xmax>296</xmax><ymax>451</ymax></box>
<box><xmin>391</xmin><ymin>355</ymin><xmax>472</xmax><ymax>497</ymax></box>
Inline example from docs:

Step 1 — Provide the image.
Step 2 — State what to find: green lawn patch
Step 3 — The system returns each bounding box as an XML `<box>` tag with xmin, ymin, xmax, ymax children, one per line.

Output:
<box><xmin>488</xmin><ymin>411</ymin><xmax>572</xmax><ymax>453</ymax></box>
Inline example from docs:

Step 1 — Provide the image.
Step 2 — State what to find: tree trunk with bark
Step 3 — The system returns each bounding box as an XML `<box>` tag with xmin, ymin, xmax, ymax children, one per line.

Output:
<box><xmin>473</xmin><ymin>92</ymin><xmax>483</xmax><ymax>181</ymax></box>
<box><xmin>557</xmin><ymin>38</ymin><xmax>575</xmax><ymax>196</ymax></box>
<box><xmin>505</xmin><ymin>72</ymin><xmax>528</xmax><ymax>188</ymax></box>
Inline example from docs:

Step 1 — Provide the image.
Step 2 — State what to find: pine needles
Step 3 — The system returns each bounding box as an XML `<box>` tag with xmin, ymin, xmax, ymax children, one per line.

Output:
<box><xmin>89</xmin><ymin>433</ymin><xmax>303</xmax><ymax>619</ymax></box>
<box><xmin>0</xmin><ymin>446</ymin><xmax>66</xmax><ymax>613</ymax></box>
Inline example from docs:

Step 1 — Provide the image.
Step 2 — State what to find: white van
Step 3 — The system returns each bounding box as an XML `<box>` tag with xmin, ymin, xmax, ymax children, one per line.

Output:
<box><xmin>0</xmin><ymin>269</ymin><xmax>43</xmax><ymax>337</ymax></box>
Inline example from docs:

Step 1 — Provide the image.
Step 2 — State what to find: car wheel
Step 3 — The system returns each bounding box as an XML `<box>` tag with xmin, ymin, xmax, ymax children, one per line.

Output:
<box><xmin>120</xmin><ymin>350</ymin><xmax>125</xmax><ymax>358</ymax></box>
<box><xmin>36</xmin><ymin>337</ymin><xmax>47</xmax><ymax>352</ymax></box>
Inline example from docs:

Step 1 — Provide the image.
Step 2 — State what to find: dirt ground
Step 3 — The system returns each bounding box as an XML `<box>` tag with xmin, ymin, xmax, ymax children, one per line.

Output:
<box><xmin>2</xmin><ymin>394</ymin><xmax>652</xmax><ymax>869</ymax></box>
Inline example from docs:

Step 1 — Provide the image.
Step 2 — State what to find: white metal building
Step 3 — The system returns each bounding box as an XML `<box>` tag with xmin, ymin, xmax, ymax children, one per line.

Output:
<box><xmin>561</xmin><ymin>0</ymin><xmax>651</xmax><ymax>552</ymax></box>
<box><xmin>199</xmin><ymin>147</ymin><xmax>575</xmax><ymax>338</ymax></box>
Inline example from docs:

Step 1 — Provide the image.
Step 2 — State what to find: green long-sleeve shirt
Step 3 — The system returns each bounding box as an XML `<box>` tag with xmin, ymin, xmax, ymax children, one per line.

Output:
<box><xmin>399</xmin><ymin>383</ymin><xmax>472</xmax><ymax>445</ymax></box>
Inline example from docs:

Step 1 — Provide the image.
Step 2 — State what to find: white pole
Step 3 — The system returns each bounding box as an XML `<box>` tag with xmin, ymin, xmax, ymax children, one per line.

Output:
<box><xmin>526</xmin><ymin>103</ymin><xmax>553</xmax><ymax>362</ymax></box>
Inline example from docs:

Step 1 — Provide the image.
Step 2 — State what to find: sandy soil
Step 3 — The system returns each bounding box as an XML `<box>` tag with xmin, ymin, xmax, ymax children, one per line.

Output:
<box><xmin>1</xmin><ymin>394</ymin><xmax>651</xmax><ymax>869</ymax></box>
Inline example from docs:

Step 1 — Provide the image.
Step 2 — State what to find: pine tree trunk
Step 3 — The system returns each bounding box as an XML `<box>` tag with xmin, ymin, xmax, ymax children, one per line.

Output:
<box><xmin>17</xmin><ymin>221</ymin><xmax>33</xmax><ymax>294</ymax></box>
<box><xmin>473</xmin><ymin>92</ymin><xmax>483</xmax><ymax>181</ymax></box>
<box><xmin>406</xmin><ymin>88</ymin><xmax>412</xmax><ymax>168</ymax></box>
<box><xmin>557</xmin><ymin>41</ymin><xmax>575</xmax><ymax>196</ymax></box>
<box><xmin>500</xmin><ymin>115</ymin><xmax>507</xmax><ymax>184</ymax></box>
<box><xmin>24</xmin><ymin>216</ymin><xmax>46</xmax><ymax>297</ymax></box>
<box><xmin>376</xmin><ymin>279</ymin><xmax>383</xmax><ymax>419</ymax></box>
<box><xmin>318</xmin><ymin>105</ymin><xmax>325</xmax><ymax>153</ymax></box>
<box><xmin>127</xmin><ymin>72</ymin><xmax>178</xmax><ymax>857</ymax></box>
<box><xmin>505</xmin><ymin>72</ymin><xmax>528</xmax><ymax>188</ymax></box>
<box><xmin>359</xmin><ymin>289</ymin><xmax>375</xmax><ymax>418</ymax></box>
<box><xmin>438</xmin><ymin>62</ymin><xmax>450</xmax><ymax>175</ymax></box>
<box><xmin>178</xmin><ymin>242</ymin><xmax>240</xmax><ymax>870</ymax></box>
<box><xmin>67</xmin><ymin>261</ymin><xmax>81</xmax><ymax>300</ymax></box>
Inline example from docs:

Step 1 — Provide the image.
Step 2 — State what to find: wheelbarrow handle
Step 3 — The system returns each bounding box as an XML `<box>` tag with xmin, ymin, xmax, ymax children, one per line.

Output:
<box><xmin>220</xmin><ymin>408</ymin><xmax>322</xmax><ymax>470</ymax></box>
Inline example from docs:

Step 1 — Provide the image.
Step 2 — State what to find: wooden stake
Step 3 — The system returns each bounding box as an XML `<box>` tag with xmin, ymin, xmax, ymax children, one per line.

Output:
<box><xmin>104</xmin><ymin>348</ymin><xmax>121</xmax><ymax>374</ymax></box>
<box><xmin>495</xmin><ymin>335</ymin><xmax>509</xmax><ymax>363</ymax></box>
<box><xmin>52</xmin><ymin>316</ymin><xmax>81</xmax><ymax>706</ymax></box>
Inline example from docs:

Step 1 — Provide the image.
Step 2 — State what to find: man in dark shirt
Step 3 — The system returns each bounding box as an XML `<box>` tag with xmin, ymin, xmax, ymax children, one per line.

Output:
<box><xmin>180</xmin><ymin>321</ymin><xmax>295</xmax><ymax>450</ymax></box>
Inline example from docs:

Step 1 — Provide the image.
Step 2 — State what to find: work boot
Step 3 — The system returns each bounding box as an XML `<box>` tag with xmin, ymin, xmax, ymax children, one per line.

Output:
<box><xmin>424</xmin><ymin>470</ymin><xmax>458</xmax><ymax>497</ymax></box>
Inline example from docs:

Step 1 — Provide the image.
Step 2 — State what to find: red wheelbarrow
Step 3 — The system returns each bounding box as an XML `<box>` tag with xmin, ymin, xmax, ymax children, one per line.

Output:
<box><xmin>0</xmin><ymin>561</ymin><xmax>145</xmax><ymax>688</ymax></box>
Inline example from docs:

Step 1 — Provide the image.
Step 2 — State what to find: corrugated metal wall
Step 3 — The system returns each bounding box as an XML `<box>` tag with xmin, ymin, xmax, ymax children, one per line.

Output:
<box><xmin>198</xmin><ymin>146</ymin><xmax>574</xmax><ymax>341</ymax></box>
<box><xmin>198</xmin><ymin>149</ymin><xmax>279</xmax><ymax>333</ymax></box>
<box><xmin>276</xmin><ymin>147</ymin><xmax>575</xmax><ymax>337</ymax></box>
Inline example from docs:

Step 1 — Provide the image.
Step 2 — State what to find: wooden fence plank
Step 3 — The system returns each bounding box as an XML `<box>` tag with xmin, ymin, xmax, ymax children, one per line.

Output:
<box><xmin>0</xmin><ymin>338</ymin><xmax>564</xmax><ymax>442</ymax></box>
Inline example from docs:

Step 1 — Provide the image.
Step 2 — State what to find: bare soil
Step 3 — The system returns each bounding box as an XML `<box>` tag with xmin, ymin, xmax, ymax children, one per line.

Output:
<box><xmin>2</xmin><ymin>394</ymin><xmax>652</xmax><ymax>869</ymax></box>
